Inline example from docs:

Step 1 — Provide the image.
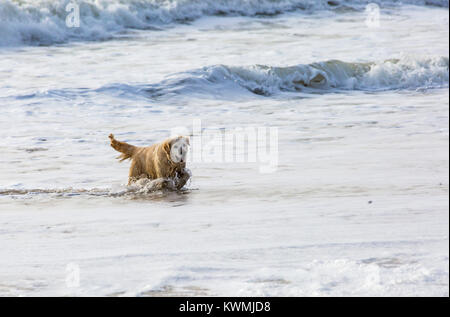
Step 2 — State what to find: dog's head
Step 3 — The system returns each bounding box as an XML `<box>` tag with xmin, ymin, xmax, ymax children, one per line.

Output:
<box><xmin>163</xmin><ymin>136</ymin><xmax>190</xmax><ymax>164</ymax></box>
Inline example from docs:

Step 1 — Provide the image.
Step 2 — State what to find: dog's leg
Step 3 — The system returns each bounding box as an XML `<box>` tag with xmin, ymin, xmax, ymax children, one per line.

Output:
<box><xmin>128</xmin><ymin>160</ymin><xmax>147</xmax><ymax>185</ymax></box>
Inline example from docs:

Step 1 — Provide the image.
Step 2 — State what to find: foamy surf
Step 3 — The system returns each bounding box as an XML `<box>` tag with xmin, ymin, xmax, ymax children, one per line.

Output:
<box><xmin>1</xmin><ymin>0</ymin><xmax>448</xmax><ymax>46</ymax></box>
<box><xmin>0</xmin><ymin>178</ymin><xmax>191</xmax><ymax>200</ymax></box>
<box><xmin>203</xmin><ymin>56</ymin><xmax>450</xmax><ymax>95</ymax></box>
<box><xmin>16</xmin><ymin>55</ymin><xmax>448</xmax><ymax>99</ymax></box>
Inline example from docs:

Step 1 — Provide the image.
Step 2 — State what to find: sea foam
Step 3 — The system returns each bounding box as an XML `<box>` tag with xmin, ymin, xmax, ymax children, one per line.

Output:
<box><xmin>136</xmin><ymin>55</ymin><xmax>450</xmax><ymax>97</ymax></box>
<box><xmin>13</xmin><ymin>56</ymin><xmax>448</xmax><ymax>99</ymax></box>
<box><xmin>1</xmin><ymin>0</ymin><xmax>448</xmax><ymax>46</ymax></box>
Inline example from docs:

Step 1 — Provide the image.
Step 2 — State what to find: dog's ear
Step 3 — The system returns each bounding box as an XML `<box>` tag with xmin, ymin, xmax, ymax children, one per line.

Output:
<box><xmin>169</xmin><ymin>136</ymin><xmax>183</xmax><ymax>147</ymax></box>
<box><xmin>163</xmin><ymin>136</ymin><xmax>186</xmax><ymax>155</ymax></box>
<box><xmin>184</xmin><ymin>136</ymin><xmax>190</xmax><ymax>146</ymax></box>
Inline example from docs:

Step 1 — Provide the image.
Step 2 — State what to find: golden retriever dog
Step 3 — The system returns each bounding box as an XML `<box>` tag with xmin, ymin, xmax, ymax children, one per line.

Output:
<box><xmin>109</xmin><ymin>134</ymin><xmax>190</xmax><ymax>189</ymax></box>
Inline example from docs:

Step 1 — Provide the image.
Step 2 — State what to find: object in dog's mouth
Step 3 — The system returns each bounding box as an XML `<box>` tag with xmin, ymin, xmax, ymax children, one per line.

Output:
<box><xmin>109</xmin><ymin>133</ymin><xmax>190</xmax><ymax>189</ymax></box>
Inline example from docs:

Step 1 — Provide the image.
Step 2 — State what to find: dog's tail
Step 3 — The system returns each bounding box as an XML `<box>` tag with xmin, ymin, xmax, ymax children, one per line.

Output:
<box><xmin>109</xmin><ymin>134</ymin><xmax>137</xmax><ymax>161</ymax></box>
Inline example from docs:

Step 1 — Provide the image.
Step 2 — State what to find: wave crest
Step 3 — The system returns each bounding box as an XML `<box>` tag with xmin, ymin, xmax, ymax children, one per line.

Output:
<box><xmin>139</xmin><ymin>56</ymin><xmax>449</xmax><ymax>97</ymax></box>
<box><xmin>215</xmin><ymin>56</ymin><xmax>449</xmax><ymax>94</ymax></box>
<box><xmin>1</xmin><ymin>0</ymin><xmax>448</xmax><ymax>46</ymax></box>
<box><xmin>17</xmin><ymin>56</ymin><xmax>448</xmax><ymax>100</ymax></box>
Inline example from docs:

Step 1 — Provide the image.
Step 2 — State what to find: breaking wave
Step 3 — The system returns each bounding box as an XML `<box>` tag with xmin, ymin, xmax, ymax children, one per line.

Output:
<box><xmin>15</xmin><ymin>56</ymin><xmax>449</xmax><ymax>99</ymax></box>
<box><xmin>122</xmin><ymin>55</ymin><xmax>450</xmax><ymax>97</ymax></box>
<box><xmin>0</xmin><ymin>0</ymin><xmax>448</xmax><ymax>46</ymax></box>
<box><xmin>197</xmin><ymin>56</ymin><xmax>450</xmax><ymax>95</ymax></box>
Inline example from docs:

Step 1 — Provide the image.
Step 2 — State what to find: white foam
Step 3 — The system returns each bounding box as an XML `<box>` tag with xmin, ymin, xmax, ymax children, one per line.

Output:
<box><xmin>20</xmin><ymin>56</ymin><xmax>447</xmax><ymax>98</ymax></box>
<box><xmin>201</xmin><ymin>56</ymin><xmax>449</xmax><ymax>94</ymax></box>
<box><xmin>1</xmin><ymin>0</ymin><xmax>448</xmax><ymax>46</ymax></box>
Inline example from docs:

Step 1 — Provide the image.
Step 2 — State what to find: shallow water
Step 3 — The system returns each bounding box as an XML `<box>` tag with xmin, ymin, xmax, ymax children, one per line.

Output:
<box><xmin>0</xmin><ymin>0</ymin><xmax>448</xmax><ymax>296</ymax></box>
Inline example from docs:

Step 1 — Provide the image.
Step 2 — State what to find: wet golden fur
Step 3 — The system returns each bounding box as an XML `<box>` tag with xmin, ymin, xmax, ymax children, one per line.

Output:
<box><xmin>109</xmin><ymin>134</ymin><xmax>190</xmax><ymax>188</ymax></box>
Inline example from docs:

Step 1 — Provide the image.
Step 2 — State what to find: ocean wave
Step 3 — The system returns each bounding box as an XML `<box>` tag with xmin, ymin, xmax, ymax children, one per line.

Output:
<box><xmin>141</xmin><ymin>55</ymin><xmax>449</xmax><ymax>97</ymax></box>
<box><xmin>0</xmin><ymin>0</ymin><xmax>448</xmax><ymax>46</ymax></box>
<box><xmin>14</xmin><ymin>56</ymin><xmax>448</xmax><ymax>99</ymax></box>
